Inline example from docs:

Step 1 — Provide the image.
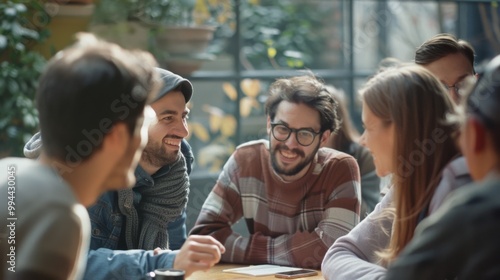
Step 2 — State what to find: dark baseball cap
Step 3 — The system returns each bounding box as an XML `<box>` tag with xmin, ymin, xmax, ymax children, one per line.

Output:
<box><xmin>154</xmin><ymin>67</ymin><xmax>193</xmax><ymax>103</ymax></box>
<box><xmin>467</xmin><ymin>54</ymin><xmax>500</xmax><ymax>127</ymax></box>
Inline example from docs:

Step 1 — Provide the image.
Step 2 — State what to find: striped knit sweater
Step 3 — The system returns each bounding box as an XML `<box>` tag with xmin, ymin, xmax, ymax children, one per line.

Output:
<box><xmin>190</xmin><ymin>140</ymin><xmax>361</xmax><ymax>269</ymax></box>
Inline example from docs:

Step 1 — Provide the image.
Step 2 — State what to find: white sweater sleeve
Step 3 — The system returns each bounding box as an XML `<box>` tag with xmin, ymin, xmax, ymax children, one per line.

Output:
<box><xmin>321</xmin><ymin>188</ymin><xmax>394</xmax><ymax>280</ymax></box>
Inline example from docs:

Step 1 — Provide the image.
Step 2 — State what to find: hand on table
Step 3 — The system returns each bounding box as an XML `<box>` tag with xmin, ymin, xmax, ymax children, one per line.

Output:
<box><xmin>173</xmin><ymin>235</ymin><xmax>226</xmax><ymax>277</ymax></box>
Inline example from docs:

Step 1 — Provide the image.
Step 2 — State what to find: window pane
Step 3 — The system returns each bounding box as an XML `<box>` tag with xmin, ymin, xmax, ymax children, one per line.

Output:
<box><xmin>239</xmin><ymin>0</ymin><xmax>345</xmax><ymax>70</ymax></box>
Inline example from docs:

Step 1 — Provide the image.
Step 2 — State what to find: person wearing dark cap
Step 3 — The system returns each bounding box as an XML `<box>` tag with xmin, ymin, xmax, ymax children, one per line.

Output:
<box><xmin>23</xmin><ymin>68</ymin><xmax>225</xmax><ymax>279</ymax></box>
<box><xmin>385</xmin><ymin>55</ymin><xmax>500</xmax><ymax>280</ymax></box>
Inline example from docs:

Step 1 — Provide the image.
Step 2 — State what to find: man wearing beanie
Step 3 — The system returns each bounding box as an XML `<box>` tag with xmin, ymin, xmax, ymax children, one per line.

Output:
<box><xmin>23</xmin><ymin>68</ymin><xmax>225</xmax><ymax>279</ymax></box>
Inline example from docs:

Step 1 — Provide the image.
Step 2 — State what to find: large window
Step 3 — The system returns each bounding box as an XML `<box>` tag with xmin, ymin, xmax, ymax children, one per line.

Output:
<box><xmin>186</xmin><ymin>0</ymin><xmax>498</xmax><ymax>177</ymax></box>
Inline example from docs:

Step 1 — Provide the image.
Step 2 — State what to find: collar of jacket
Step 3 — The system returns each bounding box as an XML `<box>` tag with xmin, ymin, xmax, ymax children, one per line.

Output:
<box><xmin>134</xmin><ymin>164</ymin><xmax>172</xmax><ymax>188</ymax></box>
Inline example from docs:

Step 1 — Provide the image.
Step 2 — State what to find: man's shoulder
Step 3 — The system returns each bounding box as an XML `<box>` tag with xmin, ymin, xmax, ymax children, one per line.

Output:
<box><xmin>449</xmin><ymin>178</ymin><xmax>500</xmax><ymax>208</ymax></box>
<box><xmin>425</xmin><ymin>179</ymin><xmax>500</xmax><ymax>230</ymax></box>
<box><xmin>1</xmin><ymin>157</ymin><xmax>76</xmax><ymax>208</ymax></box>
<box><xmin>0</xmin><ymin>157</ymin><xmax>38</xmax><ymax>170</ymax></box>
<box><xmin>226</xmin><ymin>140</ymin><xmax>269</xmax><ymax>168</ymax></box>
<box><xmin>236</xmin><ymin>139</ymin><xmax>268</xmax><ymax>150</ymax></box>
<box><xmin>318</xmin><ymin>147</ymin><xmax>357</xmax><ymax>165</ymax></box>
<box><xmin>0</xmin><ymin>157</ymin><xmax>60</xmax><ymax>189</ymax></box>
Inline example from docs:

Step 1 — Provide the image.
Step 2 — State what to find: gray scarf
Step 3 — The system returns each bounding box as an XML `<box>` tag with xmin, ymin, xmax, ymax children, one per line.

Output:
<box><xmin>118</xmin><ymin>155</ymin><xmax>189</xmax><ymax>250</ymax></box>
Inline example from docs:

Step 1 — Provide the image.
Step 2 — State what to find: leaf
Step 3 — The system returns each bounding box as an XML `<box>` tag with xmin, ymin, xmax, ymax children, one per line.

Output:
<box><xmin>222</xmin><ymin>82</ymin><xmax>237</xmax><ymax>101</ymax></box>
<box><xmin>240</xmin><ymin>96</ymin><xmax>253</xmax><ymax>117</ymax></box>
<box><xmin>240</xmin><ymin>78</ymin><xmax>261</xmax><ymax>97</ymax></box>
<box><xmin>220</xmin><ymin>115</ymin><xmax>236</xmax><ymax>137</ymax></box>
<box><xmin>202</xmin><ymin>104</ymin><xmax>225</xmax><ymax>116</ymax></box>
<box><xmin>209</xmin><ymin>113</ymin><xmax>223</xmax><ymax>133</ymax></box>
<box><xmin>267</xmin><ymin>46</ymin><xmax>277</xmax><ymax>58</ymax></box>
<box><xmin>251</xmin><ymin>97</ymin><xmax>261</xmax><ymax>109</ymax></box>
<box><xmin>198</xmin><ymin>144</ymin><xmax>228</xmax><ymax>167</ymax></box>
<box><xmin>188</xmin><ymin>122</ymin><xmax>210</xmax><ymax>142</ymax></box>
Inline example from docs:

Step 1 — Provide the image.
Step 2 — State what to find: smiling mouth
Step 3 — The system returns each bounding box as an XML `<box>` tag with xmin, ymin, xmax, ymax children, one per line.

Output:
<box><xmin>279</xmin><ymin>149</ymin><xmax>301</xmax><ymax>164</ymax></box>
<box><xmin>164</xmin><ymin>139</ymin><xmax>181</xmax><ymax>148</ymax></box>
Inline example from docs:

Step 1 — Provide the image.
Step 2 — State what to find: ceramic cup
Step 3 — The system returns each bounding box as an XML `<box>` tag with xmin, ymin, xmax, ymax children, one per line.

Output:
<box><xmin>154</xmin><ymin>269</ymin><xmax>185</xmax><ymax>280</ymax></box>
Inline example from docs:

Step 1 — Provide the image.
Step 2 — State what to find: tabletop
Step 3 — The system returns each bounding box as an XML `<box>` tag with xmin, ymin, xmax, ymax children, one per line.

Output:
<box><xmin>187</xmin><ymin>263</ymin><xmax>323</xmax><ymax>280</ymax></box>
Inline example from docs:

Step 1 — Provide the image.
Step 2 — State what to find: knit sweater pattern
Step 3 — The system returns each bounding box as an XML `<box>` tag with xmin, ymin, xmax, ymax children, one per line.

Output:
<box><xmin>191</xmin><ymin>140</ymin><xmax>361</xmax><ymax>269</ymax></box>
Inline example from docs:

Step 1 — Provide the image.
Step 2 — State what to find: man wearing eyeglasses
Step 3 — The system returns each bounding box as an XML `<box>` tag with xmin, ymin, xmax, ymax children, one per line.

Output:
<box><xmin>415</xmin><ymin>33</ymin><xmax>477</xmax><ymax>103</ymax></box>
<box><xmin>190</xmin><ymin>75</ymin><xmax>361</xmax><ymax>269</ymax></box>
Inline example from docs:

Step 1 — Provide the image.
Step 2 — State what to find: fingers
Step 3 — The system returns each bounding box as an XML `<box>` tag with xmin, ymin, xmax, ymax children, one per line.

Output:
<box><xmin>183</xmin><ymin>242</ymin><xmax>222</xmax><ymax>265</ymax></box>
<box><xmin>173</xmin><ymin>235</ymin><xmax>226</xmax><ymax>276</ymax></box>
<box><xmin>186</xmin><ymin>235</ymin><xmax>226</xmax><ymax>253</ymax></box>
<box><xmin>153</xmin><ymin>247</ymin><xmax>162</xmax><ymax>255</ymax></box>
<box><xmin>153</xmin><ymin>247</ymin><xmax>171</xmax><ymax>256</ymax></box>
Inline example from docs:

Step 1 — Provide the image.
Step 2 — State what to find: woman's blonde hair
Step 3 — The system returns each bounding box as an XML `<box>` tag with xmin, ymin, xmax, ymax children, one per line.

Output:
<box><xmin>360</xmin><ymin>65</ymin><xmax>461</xmax><ymax>264</ymax></box>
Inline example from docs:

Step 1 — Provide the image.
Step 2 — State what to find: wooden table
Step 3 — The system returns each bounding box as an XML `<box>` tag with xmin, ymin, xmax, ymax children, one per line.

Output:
<box><xmin>187</xmin><ymin>263</ymin><xmax>323</xmax><ymax>280</ymax></box>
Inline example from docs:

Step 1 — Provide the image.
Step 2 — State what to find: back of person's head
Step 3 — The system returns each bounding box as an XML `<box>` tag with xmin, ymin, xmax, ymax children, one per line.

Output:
<box><xmin>36</xmin><ymin>33</ymin><xmax>160</xmax><ymax>164</ymax></box>
<box><xmin>265</xmin><ymin>75</ymin><xmax>340</xmax><ymax>134</ymax></box>
<box><xmin>376</xmin><ymin>57</ymin><xmax>403</xmax><ymax>74</ymax></box>
<box><xmin>465</xmin><ymin>55</ymin><xmax>500</xmax><ymax>158</ymax></box>
<box><xmin>415</xmin><ymin>33</ymin><xmax>475</xmax><ymax>71</ymax></box>
<box><xmin>360</xmin><ymin>64</ymin><xmax>461</xmax><ymax>262</ymax></box>
<box><xmin>323</xmin><ymin>85</ymin><xmax>359</xmax><ymax>150</ymax></box>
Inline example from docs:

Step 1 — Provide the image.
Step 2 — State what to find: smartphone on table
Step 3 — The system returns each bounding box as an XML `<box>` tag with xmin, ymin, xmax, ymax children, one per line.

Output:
<box><xmin>275</xmin><ymin>269</ymin><xmax>319</xmax><ymax>279</ymax></box>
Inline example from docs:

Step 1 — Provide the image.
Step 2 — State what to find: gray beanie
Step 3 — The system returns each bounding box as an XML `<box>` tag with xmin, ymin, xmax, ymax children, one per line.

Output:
<box><xmin>155</xmin><ymin>67</ymin><xmax>193</xmax><ymax>102</ymax></box>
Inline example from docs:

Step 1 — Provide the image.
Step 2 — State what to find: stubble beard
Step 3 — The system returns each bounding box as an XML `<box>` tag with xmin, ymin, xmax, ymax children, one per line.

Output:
<box><xmin>141</xmin><ymin>138</ymin><xmax>180</xmax><ymax>168</ymax></box>
<box><xmin>269</xmin><ymin>141</ymin><xmax>319</xmax><ymax>177</ymax></box>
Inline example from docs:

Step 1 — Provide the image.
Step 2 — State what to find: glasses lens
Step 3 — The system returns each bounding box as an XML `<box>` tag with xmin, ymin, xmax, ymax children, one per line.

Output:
<box><xmin>297</xmin><ymin>130</ymin><xmax>314</xmax><ymax>146</ymax></box>
<box><xmin>273</xmin><ymin>124</ymin><xmax>291</xmax><ymax>141</ymax></box>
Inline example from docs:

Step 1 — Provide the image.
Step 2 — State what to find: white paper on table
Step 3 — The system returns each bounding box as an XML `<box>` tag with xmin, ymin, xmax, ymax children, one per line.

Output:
<box><xmin>222</xmin><ymin>264</ymin><xmax>303</xmax><ymax>276</ymax></box>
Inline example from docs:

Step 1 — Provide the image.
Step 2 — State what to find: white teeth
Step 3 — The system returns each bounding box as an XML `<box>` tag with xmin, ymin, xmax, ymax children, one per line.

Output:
<box><xmin>164</xmin><ymin>140</ymin><xmax>181</xmax><ymax>146</ymax></box>
<box><xmin>281</xmin><ymin>150</ymin><xmax>297</xmax><ymax>159</ymax></box>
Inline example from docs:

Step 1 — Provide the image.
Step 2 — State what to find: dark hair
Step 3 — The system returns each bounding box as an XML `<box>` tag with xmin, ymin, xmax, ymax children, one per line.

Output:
<box><xmin>466</xmin><ymin>55</ymin><xmax>500</xmax><ymax>156</ymax></box>
<box><xmin>415</xmin><ymin>33</ymin><xmax>475</xmax><ymax>73</ymax></box>
<box><xmin>265</xmin><ymin>75</ymin><xmax>339</xmax><ymax>134</ymax></box>
<box><xmin>36</xmin><ymin>33</ymin><xmax>159</xmax><ymax>163</ymax></box>
<box><xmin>323</xmin><ymin>85</ymin><xmax>360</xmax><ymax>150</ymax></box>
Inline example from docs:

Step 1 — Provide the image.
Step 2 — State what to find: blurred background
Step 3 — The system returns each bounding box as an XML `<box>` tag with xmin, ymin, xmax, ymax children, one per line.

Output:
<box><xmin>1</xmin><ymin>0</ymin><xmax>499</xmax><ymax>229</ymax></box>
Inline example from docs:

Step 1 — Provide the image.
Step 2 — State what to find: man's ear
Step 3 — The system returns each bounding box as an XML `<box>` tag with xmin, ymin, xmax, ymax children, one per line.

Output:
<box><xmin>320</xmin><ymin>129</ymin><xmax>331</xmax><ymax>146</ymax></box>
<box><xmin>102</xmin><ymin>122</ymin><xmax>129</xmax><ymax>159</ymax></box>
<box><xmin>266</xmin><ymin>117</ymin><xmax>272</xmax><ymax>135</ymax></box>
<box><xmin>470</xmin><ymin>118</ymin><xmax>487</xmax><ymax>154</ymax></box>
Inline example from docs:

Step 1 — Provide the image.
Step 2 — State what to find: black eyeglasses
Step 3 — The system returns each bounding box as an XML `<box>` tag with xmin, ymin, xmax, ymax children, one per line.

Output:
<box><xmin>442</xmin><ymin>75</ymin><xmax>477</xmax><ymax>96</ymax></box>
<box><xmin>270</xmin><ymin>123</ymin><xmax>321</xmax><ymax>146</ymax></box>
<box><xmin>442</xmin><ymin>80</ymin><xmax>466</xmax><ymax>94</ymax></box>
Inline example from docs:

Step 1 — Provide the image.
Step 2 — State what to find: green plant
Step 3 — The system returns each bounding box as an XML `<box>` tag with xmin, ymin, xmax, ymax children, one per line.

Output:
<box><xmin>92</xmin><ymin>0</ymin><xmax>152</xmax><ymax>25</ymax></box>
<box><xmin>0</xmin><ymin>0</ymin><xmax>48</xmax><ymax>157</ymax></box>
<box><xmin>137</xmin><ymin>0</ymin><xmax>233</xmax><ymax>27</ymax></box>
<box><xmin>236</xmin><ymin>0</ymin><xmax>335</xmax><ymax>70</ymax></box>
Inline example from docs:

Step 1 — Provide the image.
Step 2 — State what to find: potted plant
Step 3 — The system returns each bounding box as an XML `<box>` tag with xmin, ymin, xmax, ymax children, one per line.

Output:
<box><xmin>139</xmin><ymin>0</ymin><xmax>235</xmax><ymax>75</ymax></box>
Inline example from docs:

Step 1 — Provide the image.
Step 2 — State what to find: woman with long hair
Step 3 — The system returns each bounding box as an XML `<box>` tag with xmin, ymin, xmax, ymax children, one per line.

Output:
<box><xmin>321</xmin><ymin>65</ymin><xmax>471</xmax><ymax>279</ymax></box>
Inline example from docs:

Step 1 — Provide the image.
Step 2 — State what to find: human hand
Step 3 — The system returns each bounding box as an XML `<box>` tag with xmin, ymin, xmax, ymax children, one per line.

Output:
<box><xmin>173</xmin><ymin>235</ymin><xmax>226</xmax><ymax>277</ymax></box>
<box><xmin>153</xmin><ymin>247</ymin><xmax>171</xmax><ymax>255</ymax></box>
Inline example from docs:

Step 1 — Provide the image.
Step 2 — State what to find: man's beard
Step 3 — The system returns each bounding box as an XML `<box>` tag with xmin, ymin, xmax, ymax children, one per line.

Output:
<box><xmin>270</xmin><ymin>140</ymin><xmax>319</xmax><ymax>177</ymax></box>
<box><xmin>141</xmin><ymin>138</ymin><xmax>180</xmax><ymax>168</ymax></box>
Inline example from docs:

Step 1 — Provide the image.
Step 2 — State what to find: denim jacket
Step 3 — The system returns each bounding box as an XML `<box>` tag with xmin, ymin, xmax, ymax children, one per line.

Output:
<box><xmin>84</xmin><ymin>140</ymin><xmax>194</xmax><ymax>280</ymax></box>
